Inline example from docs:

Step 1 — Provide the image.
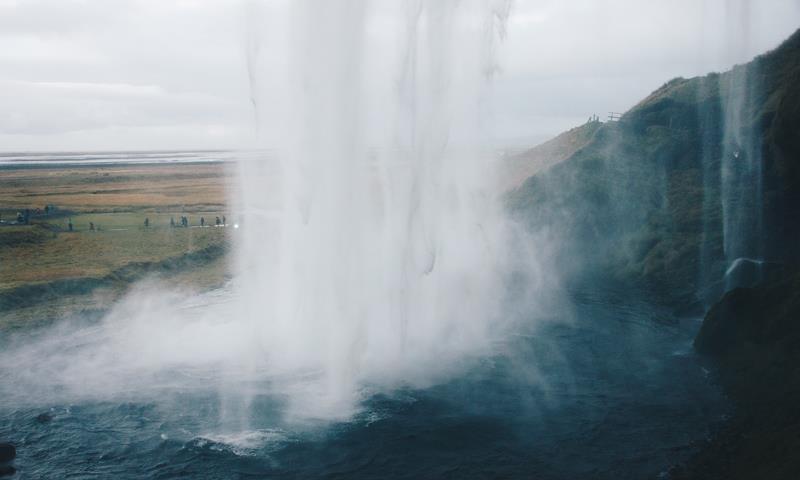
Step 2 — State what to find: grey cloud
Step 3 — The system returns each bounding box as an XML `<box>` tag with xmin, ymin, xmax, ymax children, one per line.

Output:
<box><xmin>0</xmin><ymin>0</ymin><xmax>799</xmax><ymax>151</ymax></box>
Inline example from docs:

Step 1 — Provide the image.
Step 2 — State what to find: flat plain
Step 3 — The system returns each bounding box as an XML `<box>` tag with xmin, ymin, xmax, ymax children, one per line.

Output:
<box><xmin>0</xmin><ymin>162</ymin><xmax>235</xmax><ymax>328</ymax></box>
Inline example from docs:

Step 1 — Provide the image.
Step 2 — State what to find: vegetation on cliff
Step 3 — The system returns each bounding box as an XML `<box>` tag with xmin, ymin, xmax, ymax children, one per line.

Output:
<box><xmin>508</xmin><ymin>28</ymin><xmax>800</xmax><ymax>306</ymax></box>
<box><xmin>508</xmin><ymin>28</ymin><xmax>800</xmax><ymax>478</ymax></box>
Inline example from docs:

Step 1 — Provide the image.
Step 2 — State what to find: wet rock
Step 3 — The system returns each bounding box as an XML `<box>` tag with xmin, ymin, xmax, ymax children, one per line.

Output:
<box><xmin>695</xmin><ymin>271</ymin><xmax>800</xmax><ymax>363</ymax></box>
<box><xmin>36</xmin><ymin>412</ymin><xmax>53</xmax><ymax>423</ymax></box>
<box><xmin>722</xmin><ymin>258</ymin><xmax>785</xmax><ymax>293</ymax></box>
<box><xmin>0</xmin><ymin>443</ymin><xmax>15</xmax><ymax>463</ymax></box>
<box><xmin>0</xmin><ymin>464</ymin><xmax>15</xmax><ymax>477</ymax></box>
<box><xmin>684</xmin><ymin>270</ymin><xmax>800</xmax><ymax>478</ymax></box>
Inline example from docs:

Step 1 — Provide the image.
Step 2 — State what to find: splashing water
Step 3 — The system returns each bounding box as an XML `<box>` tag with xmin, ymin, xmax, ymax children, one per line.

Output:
<box><xmin>235</xmin><ymin>0</ymin><xmax>518</xmax><ymax>417</ymax></box>
<box><xmin>0</xmin><ymin>0</ymin><xmax>550</xmax><ymax>426</ymax></box>
<box><xmin>719</xmin><ymin>64</ymin><xmax>765</xmax><ymax>290</ymax></box>
<box><xmin>697</xmin><ymin>0</ymin><xmax>766</xmax><ymax>299</ymax></box>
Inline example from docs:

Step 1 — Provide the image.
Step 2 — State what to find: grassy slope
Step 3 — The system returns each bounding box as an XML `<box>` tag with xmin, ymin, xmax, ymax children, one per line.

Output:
<box><xmin>508</xmin><ymin>28</ymin><xmax>800</xmax><ymax>305</ymax></box>
<box><xmin>1</xmin><ymin>220</ymin><xmax>226</xmax><ymax>289</ymax></box>
<box><xmin>508</xmin><ymin>116</ymin><xmax>711</xmax><ymax>303</ymax></box>
<box><xmin>500</xmin><ymin>121</ymin><xmax>602</xmax><ymax>191</ymax></box>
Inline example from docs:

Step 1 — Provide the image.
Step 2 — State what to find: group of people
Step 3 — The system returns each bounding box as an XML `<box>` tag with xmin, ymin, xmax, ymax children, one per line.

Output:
<box><xmin>2</xmin><ymin>205</ymin><xmax>60</xmax><ymax>225</ymax></box>
<box><xmin>58</xmin><ymin>214</ymin><xmax>229</xmax><ymax>231</ymax></box>
<box><xmin>1</xmin><ymin>208</ymin><xmax>228</xmax><ymax>232</ymax></box>
<box><xmin>4</xmin><ymin>210</ymin><xmax>32</xmax><ymax>225</ymax></box>
<box><xmin>168</xmin><ymin>215</ymin><xmax>226</xmax><ymax>228</ymax></box>
<box><xmin>169</xmin><ymin>216</ymin><xmax>189</xmax><ymax>228</ymax></box>
<box><xmin>65</xmin><ymin>219</ymin><xmax>94</xmax><ymax>232</ymax></box>
<box><xmin>199</xmin><ymin>216</ymin><xmax>225</xmax><ymax>227</ymax></box>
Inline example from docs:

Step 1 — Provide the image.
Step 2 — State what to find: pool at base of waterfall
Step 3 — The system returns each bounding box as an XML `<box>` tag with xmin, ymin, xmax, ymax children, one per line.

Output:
<box><xmin>0</xmin><ymin>290</ymin><xmax>727</xmax><ymax>480</ymax></box>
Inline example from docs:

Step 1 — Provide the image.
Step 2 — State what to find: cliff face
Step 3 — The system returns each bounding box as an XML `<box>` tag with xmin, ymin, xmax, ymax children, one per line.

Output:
<box><xmin>508</xmin><ymin>28</ymin><xmax>800</xmax><ymax>307</ymax></box>
<box><xmin>507</xmin><ymin>28</ymin><xmax>800</xmax><ymax>478</ymax></box>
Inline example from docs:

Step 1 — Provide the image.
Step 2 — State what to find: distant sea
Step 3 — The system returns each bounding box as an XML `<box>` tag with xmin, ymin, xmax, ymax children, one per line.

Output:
<box><xmin>0</xmin><ymin>148</ymin><xmax>520</xmax><ymax>168</ymax></box>
<box><xmin>0</xmin><ymin>150</ymin><xmax>259</xmax><ymax>167</ymax></box>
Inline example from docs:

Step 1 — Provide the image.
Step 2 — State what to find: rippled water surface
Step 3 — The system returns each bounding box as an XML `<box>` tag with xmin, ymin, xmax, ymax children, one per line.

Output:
<box><xmin>0</xmin><ymin>290</ymin><xmax>727</xmax><ymax>479</ymax></box>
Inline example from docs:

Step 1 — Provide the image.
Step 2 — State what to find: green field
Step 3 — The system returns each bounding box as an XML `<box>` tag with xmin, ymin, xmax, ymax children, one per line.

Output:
<box><xmin>0</xmin><ymin>162</ymin><xmax>234</xmax><ymax>327</ymax></box>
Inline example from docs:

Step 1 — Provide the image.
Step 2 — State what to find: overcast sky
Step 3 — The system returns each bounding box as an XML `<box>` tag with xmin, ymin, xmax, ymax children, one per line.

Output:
<box><xmin>1</xmin><ymin>0</ymin><xmax>799</xmax><ymax>152</ymax></box>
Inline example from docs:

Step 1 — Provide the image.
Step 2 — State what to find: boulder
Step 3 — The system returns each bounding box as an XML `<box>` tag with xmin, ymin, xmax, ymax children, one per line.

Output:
<box><xmin>0</xmin><ymin>443</ymin><xmax>14</xmax><ymax>463</ymax></box>
<box><xmin>682</xmin><ymin>270</ymin><xmax>800</xmax><ymax>478</ymax></box>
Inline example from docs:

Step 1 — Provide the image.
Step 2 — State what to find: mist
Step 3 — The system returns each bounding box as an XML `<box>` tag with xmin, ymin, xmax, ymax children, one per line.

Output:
<box><xmin>0</xmin><ymin>0</ymin><xmax>562</xmax><ymax>425</ymax></box>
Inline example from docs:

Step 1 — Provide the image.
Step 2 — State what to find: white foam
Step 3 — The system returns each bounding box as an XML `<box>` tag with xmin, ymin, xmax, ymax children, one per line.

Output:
<box><xmin>198</xmin><ymin>429</ymin><xmax>290</xmax><ymax>456</ymax></box>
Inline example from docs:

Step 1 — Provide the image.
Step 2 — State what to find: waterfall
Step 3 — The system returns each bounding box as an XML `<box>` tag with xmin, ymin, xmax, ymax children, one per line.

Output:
<box><xmin>236</xmin><ymin>0</ymin><xmax>517</xmax><ymax>416</ymax></box>
<box><xmin>0</xmin><ymin>1</ymin><xmax>549</xmax><ymax>426</ymax></box>
<box><xmin>719</xmin><ymin>62</ymin><xmax>765</xmax><ymax>290</ymax></box>
<box><xmin>697</xmin><ymin>0</ymin><xmax>765</xmax><ymax>301</ymax></box>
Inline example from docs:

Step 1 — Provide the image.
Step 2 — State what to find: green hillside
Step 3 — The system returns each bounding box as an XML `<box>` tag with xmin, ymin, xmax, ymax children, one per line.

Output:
<box><xmin>508</xmin><ymin>28</ymin><xmax>800</xmax><ymax>307</ymax></box>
